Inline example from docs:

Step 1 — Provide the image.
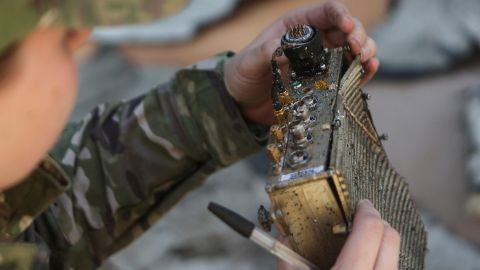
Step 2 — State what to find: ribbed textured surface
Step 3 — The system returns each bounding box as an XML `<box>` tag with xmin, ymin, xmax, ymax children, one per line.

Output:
<box><xmin>334</xmin><ymin>59</ymin><xmax>427</xmax><ymax>269</ymax></box>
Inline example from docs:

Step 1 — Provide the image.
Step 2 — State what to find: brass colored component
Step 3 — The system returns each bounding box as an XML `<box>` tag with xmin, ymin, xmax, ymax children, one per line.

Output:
<box><xmin>288</xmin><ymin>24</ymin><xmax>308</xmax><ymax>39</ymax></box>
<box><xmin>314</xmin><ymin>80</ymin><xmax>327</xmax><ymax>90</ymax></box>
<box><xmin>267</xmin><ymin>172</ymin><xmax>348</xmax><ymax>268</ymax></box>
<box><xmin>279</xmin><ymin>91</ymin><xmax>292</xmax><ymax>106</ymax></box>
<box><xmin>274</xmin><ymin>107</ymin><xmax>288</xmax><ymax>125</ymax></box>
<box><xmin>330</xmin><ymin>172</ymin><xmax>350</xmax><ymax>218</ymax></box>
<box><xmin>266</xmin><ymin>144</ymin><xmax>282</xmax><ymax>164</ymax></box>
<box><xmin>332</xmin><ymin>224</ymin><xmax>348</xmax><ymax>235</ymax></box>
<box><xmin>270</xmin><ymin>125</ymin><xmax>285</xmax><ymax>144</ymax></box>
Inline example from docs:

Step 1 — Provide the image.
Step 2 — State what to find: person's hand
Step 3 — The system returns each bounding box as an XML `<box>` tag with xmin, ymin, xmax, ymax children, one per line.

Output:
<box><xmin>224</xmin><ymin>1</ymin><xmax>378</xmax><ymax>125</ymax></box>
<box><xmin>332</xmin><ymin>200</ymin><xmax>400</xmax><ymax>269</ymax></box>
<box><xmin>277</xmin><ymin>200</ymin><xmax>400</xmax><ymax>270</ymax></box>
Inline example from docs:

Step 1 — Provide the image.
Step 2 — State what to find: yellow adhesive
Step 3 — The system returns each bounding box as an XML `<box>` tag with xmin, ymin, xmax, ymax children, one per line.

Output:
<box><xmin>314</xmin><ymin>80</ymin><xmax>328</xmax><ymax>90</ymax></box>
<box><xmin>266</xmin><ymin>144</ymin><xmax>282</xmax><ymax>164</ymax></box>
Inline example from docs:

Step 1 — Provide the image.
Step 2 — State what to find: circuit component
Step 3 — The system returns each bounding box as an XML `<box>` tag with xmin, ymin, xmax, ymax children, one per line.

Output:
<box><xmin>262</xmin><ymin>24</ymin><xmax>427</xmax><ymax>270</ymax></box>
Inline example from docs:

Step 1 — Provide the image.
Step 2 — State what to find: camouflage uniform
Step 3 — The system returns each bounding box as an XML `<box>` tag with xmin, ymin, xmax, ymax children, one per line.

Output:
<box><xmin>0</xmin><ymin>1</ymin><xmax>268</xmax><ymax>269</ymax></box>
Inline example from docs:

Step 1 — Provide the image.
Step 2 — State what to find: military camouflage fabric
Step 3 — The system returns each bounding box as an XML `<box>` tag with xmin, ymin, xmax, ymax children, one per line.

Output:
<box><xmin>0</xmin><ymin>52</ymin><xmax>267</xmax><ymax>269</ymax></box>
<box><xmin>1</xmin><ymin>0</ymin><xmax>188</xmax><ymax>53</ymax></box>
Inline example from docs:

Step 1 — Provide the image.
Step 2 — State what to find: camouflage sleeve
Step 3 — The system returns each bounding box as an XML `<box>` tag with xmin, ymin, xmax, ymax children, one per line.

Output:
<box><xmin>33</xmin><ymin>52</ymin><xmax>266</xmax><ymax>269</ymax></box>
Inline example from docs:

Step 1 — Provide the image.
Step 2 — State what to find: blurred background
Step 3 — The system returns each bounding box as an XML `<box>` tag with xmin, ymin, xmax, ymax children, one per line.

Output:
<box><xmin>72</xmin><ymin>0</ymin><xmax>480</xmax><ymax>269</ymax></box>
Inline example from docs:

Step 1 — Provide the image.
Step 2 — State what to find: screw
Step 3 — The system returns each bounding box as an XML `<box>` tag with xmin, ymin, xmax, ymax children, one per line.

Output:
<box><xmin>361</xmin><ymin>93</ymin><xmax>371</xmax><ymax>100</ymax></box>
<box><xmin>379</xmin><ymin>133</ymin><xmax>389</xmax><ymax>141</ymax></box>
<box><xmin>332</xmin><ymin>118</ymin><xmax>342</xmax><ymax>129</ymax></box>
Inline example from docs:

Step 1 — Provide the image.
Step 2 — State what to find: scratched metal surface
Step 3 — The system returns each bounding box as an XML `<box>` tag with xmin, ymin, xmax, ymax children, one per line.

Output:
<box><xmin>331</xmin><ymin>58</ymin><xmax>427</xmax><ymax>269</ymax></box>
<box><xmin>267</xmin><ymin>48</ymin><xmax>344</xmax><ymax>188</ymax></box>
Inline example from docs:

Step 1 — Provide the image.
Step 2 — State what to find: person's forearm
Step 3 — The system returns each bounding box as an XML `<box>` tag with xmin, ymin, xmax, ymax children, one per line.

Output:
<box><xmin>43</xmin><ymin>53</ymin><xmax>265</xmax><ymax>266</ymax></box>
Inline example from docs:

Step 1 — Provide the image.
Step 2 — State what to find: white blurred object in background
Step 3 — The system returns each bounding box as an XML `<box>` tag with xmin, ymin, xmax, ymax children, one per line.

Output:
<box><xmin>92</xmin><ymin>0</ymin><xmax>241</xmax><ymax>45</ymax></box>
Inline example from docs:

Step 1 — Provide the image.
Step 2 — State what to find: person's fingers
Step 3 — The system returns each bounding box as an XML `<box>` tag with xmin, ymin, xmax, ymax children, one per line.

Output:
<box><xmin>332</xmin><ymin>200</ymin><xmax>385</xmax><ymax>270</ymax></box>
<box><xmin>283</xmin><ymin>1</ymin><xmax>354</xmax><ymax>33</ymax></box>
<box><xmin>374</xmin><ymin>224</ymin><xmax>401</xmax><ymax>270</ymax></box>
<box><xmin>361</xmin><ymin>57</ymin><xmax>380</xmax><ymax>84</ymax></box>
<box><xmin>361</xmin><ymin>37</ymin><xmax>377</xmax><ymax>63</ymax></box>
<box><xmin>346</xmin><ymin>18</ymin><xmax>367</xmax><ymax>56</ymax></box>
<box><xmin>277</xmin><ymin>260</ymin><xmax>298</xmax><ymax>270</ymax></box>
<box><xmin>64</xmin><ymin>28</ymin><xmax>92</xmax><ymax>53</ymax></box>
<box><xmin>314</xmin><ymin>1</ymin><xmax>353</xmax><ymax>32</ymax></box>
<box><xmin>224</xmin><ymin>39</ymin><xmax>278</xmax><ymax>107</ymax></box>
<box><xmin>324</xmin><ymin>29</ymin><xmax>347</xmax><ymax>48</ymax></box>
